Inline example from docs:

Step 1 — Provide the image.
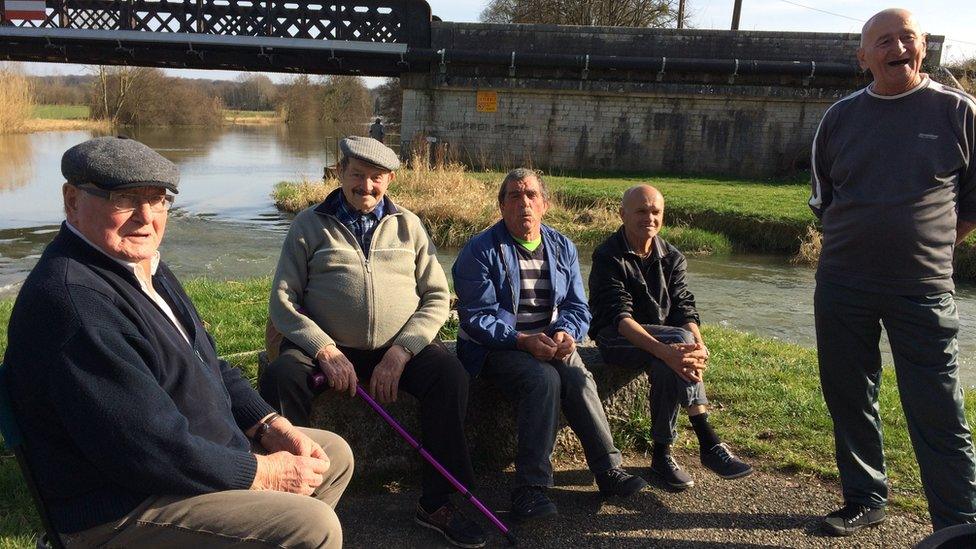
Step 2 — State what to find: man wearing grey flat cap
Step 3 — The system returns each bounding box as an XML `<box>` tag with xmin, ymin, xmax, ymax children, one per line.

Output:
<box><xmin>260</xmin><ymin>136</ymin><xmax>486</xmax><ymax>548</ymax></box>
<box><xmin>3</xmin><ymin>136</ymin><xmax>353</xmax><ymax>548</ymax></box>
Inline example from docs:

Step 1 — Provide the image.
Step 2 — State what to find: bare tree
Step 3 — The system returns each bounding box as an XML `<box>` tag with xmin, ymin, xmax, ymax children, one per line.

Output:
<box><xmin>373</xmin><ymin>78</ymin><xmax>402</xmax><ymax>128</ymax></box>
<box><xmin>480</xmin><ymin>0</ymin><xmax>688</xmax><ymax>28</ymax></box>
<box><xmin>89</xmin><ymin>66</ymin><xmax>155</xmax><ymax>124</ymax></box>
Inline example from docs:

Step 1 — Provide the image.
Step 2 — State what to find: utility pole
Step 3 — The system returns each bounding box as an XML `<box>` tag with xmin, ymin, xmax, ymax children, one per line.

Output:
<box><xmin>731</xmin><ymin>0</ymin><xmax>742</xmax><ymax>30</ymax></box>
<box><xmin>677</xmin><ymin>0</ymin><xmax>685</xmax><ymax>29</ymax></box>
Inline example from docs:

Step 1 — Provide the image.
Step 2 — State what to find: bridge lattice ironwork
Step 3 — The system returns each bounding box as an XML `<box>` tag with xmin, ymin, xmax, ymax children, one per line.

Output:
<box><xmin>0</xmin><ymin>0</ymin><xmax>430</xmax><ymax>45</ymax></box>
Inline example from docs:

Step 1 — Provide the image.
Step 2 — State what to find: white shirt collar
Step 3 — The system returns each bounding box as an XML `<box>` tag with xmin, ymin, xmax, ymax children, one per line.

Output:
<box><xmin>866</xmin><ymin>75</ymin><xmax>929</xmax><ymax>100</ymax></box>
<box><xmin>64</xmin><ymin>221</ymin><xmax>161</xmax><ymax>278</ymax></box>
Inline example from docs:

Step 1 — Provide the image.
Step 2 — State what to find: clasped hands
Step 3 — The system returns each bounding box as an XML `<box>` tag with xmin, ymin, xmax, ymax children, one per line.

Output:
<box><xmin>658</xmin><ymin>342</ymin><xmax>709</xmax><ymax>383</ymax></box>
<box><xmin>517</xmin><ymin>330</ymin><xmax>576</xmax><ymax>361</ymax></box>
<box><xmin>250</xmin><ymin>415</ymin><xmax>330</xmax><ymax>496</ymax></box>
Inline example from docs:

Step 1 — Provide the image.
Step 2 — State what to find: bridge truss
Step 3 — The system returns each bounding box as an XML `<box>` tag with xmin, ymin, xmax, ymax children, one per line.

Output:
<box><xmin>0</xmin><ymin>0</ymin><xmax>432</xmax><ymax>75</ymax></box>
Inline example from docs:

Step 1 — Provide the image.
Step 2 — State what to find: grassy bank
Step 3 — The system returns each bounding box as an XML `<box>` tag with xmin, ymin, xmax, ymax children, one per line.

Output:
<box><xmin>224</xmin><ymin>109</ymin><xmax>283</xmax><ymax>125</ymax></box>
<box><xmin>31</xmin><ymin>105</ymin><xmax>89</xmax><ymax>120</ymax></box>
<box><xmin>0</xmin><ymin>277</ymin><xmax>955</xmax><ymax>546</ymax></box>
<box><xmin>272</xmin><ymin>164</ymin><xmax>733</xmax><ymax>255</ymax></box>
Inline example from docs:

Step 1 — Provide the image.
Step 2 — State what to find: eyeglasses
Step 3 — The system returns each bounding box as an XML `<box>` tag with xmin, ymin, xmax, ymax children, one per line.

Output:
<box><xmin>77</xmin><ymin>185</ymin><xmax>175</xmax><ymax>213</ymax></box>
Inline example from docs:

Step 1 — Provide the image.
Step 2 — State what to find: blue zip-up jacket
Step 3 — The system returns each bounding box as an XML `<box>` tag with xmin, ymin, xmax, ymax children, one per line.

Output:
<box><xmin>452</xmin><ymin>221</ymin><xmax>591</xmax><ymax>376</ymax></box>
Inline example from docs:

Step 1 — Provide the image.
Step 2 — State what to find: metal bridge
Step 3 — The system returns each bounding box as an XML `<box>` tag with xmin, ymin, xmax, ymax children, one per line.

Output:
<box><xmin>0</xmin><ymin>0</ymin><xmax>433</xmax><ymax>75</ymax></box>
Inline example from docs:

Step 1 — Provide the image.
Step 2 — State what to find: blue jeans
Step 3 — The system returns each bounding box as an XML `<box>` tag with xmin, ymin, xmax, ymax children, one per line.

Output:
<box><xmin>595</xmin><ymin>324</ymin><xmax>708</xmax><ymax>445</ymax></box>
<box><xmin>482</xmin><ymin>350</ymin><xmax>622</xmax><ymax>488</ymax></box>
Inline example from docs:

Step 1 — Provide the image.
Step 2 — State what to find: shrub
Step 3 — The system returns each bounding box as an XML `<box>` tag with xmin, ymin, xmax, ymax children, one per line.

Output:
<box><xmin>0</xmin><ymin>64</ymin><xmax>35</xmax><ymax>134</ymax></box>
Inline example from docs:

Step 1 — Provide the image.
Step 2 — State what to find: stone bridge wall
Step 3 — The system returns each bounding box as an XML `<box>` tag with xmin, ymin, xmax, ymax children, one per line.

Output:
<box><xmin>400</xmin><ymin>22</ymin><xmax>944</xmax><ymax>178</ymax></box>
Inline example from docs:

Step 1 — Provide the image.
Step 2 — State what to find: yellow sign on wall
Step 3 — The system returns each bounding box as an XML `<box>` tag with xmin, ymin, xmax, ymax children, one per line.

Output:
<box><xmin>476</xmin><ymin>91</ymin><xmax>498</xmax><ymax>113</ymax></box>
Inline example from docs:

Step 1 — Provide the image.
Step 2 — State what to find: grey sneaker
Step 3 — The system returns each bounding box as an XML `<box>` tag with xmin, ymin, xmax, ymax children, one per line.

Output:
<box><xmin>701</xmin><ymin>443</ymin><xmax>754</xmax><ymax>479</ymax></box>
<box><xmin>821</xmin><ymin>504</ymin><xmax>886</xmax><ymax>536</ymax></box>
<box><xmin>650</xmin><ymin>454</ymin><xmax>694</xmax><ymax>489</ymax></box>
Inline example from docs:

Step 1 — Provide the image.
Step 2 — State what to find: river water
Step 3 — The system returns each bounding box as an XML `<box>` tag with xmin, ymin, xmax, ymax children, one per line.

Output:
<box><xmin>3</xmin><ymin>126</ymin><xmax>976</xmax><ymax>387</ymax></box>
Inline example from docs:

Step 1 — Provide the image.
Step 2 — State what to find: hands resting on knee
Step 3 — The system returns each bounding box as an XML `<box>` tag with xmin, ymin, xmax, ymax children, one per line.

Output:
<box><xmin>251</xmin><ymin>416</ymin><xmax>331</xmax><ymax>496</ymax></box>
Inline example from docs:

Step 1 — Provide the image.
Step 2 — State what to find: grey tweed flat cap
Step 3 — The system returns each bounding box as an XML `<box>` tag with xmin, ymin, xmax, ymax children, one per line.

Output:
<box><xmin>339</xmin><ymin>136</ymin><xmax>400</xmax><ymax>171</ymax></box>
<box><xmin>62</xmin><ymin>136</ymin><xmax>180</xmax><ymax>194</ymax></box>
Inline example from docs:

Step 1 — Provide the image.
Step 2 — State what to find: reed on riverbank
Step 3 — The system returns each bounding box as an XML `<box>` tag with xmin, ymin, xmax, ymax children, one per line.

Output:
<box><xmin>0</xmin><ymin>276</ymin><xmax>951</xmax><ymax>546</ymax></box>
<box><xmin>0</xmin><ymin>67</ymin><xmax>34</xmax><ymax>134</ymax></box>
<box><xmin>273</xmin><ymin>160</ymin><xmax>732</xmax><ymax>255</ymax></box>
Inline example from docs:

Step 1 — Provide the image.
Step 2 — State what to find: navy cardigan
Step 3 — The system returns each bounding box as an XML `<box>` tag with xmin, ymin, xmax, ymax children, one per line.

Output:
<box><xmin>3</xmin><ymin>225</ymin><xmax>273</xmax><ymax>533</ymax></box>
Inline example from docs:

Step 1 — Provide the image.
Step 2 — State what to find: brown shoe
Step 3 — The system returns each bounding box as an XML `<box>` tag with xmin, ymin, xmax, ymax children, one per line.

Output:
<box><xmin>415</xmin><ymin>502</ymin><xmax>487</xmax><ymax>548</ymax></box>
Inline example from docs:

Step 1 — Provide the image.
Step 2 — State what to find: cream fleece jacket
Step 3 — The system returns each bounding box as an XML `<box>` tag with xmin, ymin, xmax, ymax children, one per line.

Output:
<box><xmin>269</xmin><ymin>200</ymin><xmax>449</xmax><ymax>356</ymax></box>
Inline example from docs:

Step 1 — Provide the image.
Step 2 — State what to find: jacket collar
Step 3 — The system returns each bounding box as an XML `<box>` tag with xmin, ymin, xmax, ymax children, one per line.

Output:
<box><xmin>314</xmin><ymin>188</ymin><xmax>400</xmax><ymax>218</ymax></box>
<box><xmin>52</xmin><ymin>222</ymin><xmax>142</xmax><ymax>284</ymax></box>
<box><xmin>615</xmin><ymin>226</ymin><xmax>665</xmax><ymax>261</ymax></box>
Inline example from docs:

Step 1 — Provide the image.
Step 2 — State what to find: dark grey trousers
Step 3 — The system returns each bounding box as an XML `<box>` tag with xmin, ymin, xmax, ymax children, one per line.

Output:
<box><xmin>815</xmin><ymin>280</ymin><xmax>976</xmax><ymax>530</ymax></box>
<box><xmin>482</xmin><ymin>349</ymin><xmax>622</xmax><ymax>488</ymax></box>
<box><xmin>595</xmin><ymin>324</ymin><xmax>709</xmax><ymax>445</ymax></box>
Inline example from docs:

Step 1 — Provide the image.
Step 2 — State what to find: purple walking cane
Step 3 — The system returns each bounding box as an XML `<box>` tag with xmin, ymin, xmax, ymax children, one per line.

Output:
<box><xmin>308</xmin><ymin>372</ymin><xmax>518</xmax><ymax>545</ymax></box>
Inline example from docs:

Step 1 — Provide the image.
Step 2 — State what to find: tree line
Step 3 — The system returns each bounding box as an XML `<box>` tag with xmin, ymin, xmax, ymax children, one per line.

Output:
<box><xmin>30</xmin><ymin>69</ymin><xmax>403</xmax><ymax>127</ymax></box>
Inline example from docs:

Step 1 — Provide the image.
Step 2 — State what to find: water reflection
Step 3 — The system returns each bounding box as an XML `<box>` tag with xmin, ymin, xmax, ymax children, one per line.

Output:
<box><xmin>2</xmin><ymin>127</ymin><xmax>976</xmax><ymax>387</ymax></box>
<box><xmin>0</xmin><ymin>134</ymin><xmax>33</xmax><ymax>192</ymax></box>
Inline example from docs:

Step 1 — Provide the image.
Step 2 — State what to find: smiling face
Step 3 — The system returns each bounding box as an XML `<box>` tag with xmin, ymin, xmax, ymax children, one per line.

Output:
<box><xmin>500</xmin><ymin>175</ymin><xmax>549</xmax><ymax>241</ymax></box>
<box><xmin>857</xmin><ymin>9</ymin><xmax>926</xmax><ymax>96</ymax></box>
<box><xmin>64</xmin><ymin>184</ymin><xmax>167</xmax><ymax>265</ymax></box>
<box><xmin>620</xmin><ymin>185</ymin><xmax>664</xmax><ymax>250</ymax></box>
<box><xmin>339</xmin><ymin>157</ymin><xmax>395</xmax><ymax>213</ymax></box>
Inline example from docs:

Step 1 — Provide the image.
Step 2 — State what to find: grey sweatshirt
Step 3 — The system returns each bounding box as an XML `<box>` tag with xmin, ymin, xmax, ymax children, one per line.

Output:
<box><xmin>809</xmin><ymin>78</ymin><xmax>976</xmax><ymax>294</ymax></box>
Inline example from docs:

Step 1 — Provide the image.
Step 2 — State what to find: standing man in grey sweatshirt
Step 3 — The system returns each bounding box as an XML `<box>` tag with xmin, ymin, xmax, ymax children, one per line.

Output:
<box><xmin>809</xmin><ymin>7</ymin><xmax>976</xmax><ymax>537</ymax></box>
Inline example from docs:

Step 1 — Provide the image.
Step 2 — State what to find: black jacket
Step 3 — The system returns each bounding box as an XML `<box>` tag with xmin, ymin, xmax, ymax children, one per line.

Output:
<box><xmin>3</xmin><ymin>225</ymin><xmax>273</xmax><ymax>533</ymax></box>
<box><xmin>587</xmin><ymin>227</ymin><xmax>700</xmax><ymax>339</ymax></box>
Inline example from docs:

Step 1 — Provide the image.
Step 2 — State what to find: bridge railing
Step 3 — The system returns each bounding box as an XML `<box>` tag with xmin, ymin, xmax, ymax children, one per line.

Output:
<box><xmin>0</xmin><ymin>0</ymin><xmax>431</xmax><ymax>46</ymax></box>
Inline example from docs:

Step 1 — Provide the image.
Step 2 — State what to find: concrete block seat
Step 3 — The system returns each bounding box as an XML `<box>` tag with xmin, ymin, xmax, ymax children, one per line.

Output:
<box><xmin>261</xmin><ymin>341</ymin><xmax>650</xmax><ymax>477</ymax></box>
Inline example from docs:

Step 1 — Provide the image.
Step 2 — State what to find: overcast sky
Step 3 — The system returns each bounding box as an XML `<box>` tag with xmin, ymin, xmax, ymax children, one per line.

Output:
<box><xmin>20</xmin><ymin>0</ymin><xmax>976</xmax><ymax>82</ymax></box>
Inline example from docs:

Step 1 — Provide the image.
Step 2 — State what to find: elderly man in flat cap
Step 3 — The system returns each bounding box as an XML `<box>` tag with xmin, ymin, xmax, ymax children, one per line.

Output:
<box><xmin>2</xmin><ymin>136</ymin><xmax>353</xmax><ymax>547</ymax></box>
<box><xmin>259</xmin><ymin>136</ymin><xmax>485</xmax><ymax>548</ymax></box>
<box><xmin>809</xmin><ymin>8</ymin><xmax>976</xmax><ymax>537</ymax></box>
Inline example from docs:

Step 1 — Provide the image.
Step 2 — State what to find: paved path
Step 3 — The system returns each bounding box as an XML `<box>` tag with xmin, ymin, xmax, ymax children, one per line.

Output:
<box><xmin>335</xmin><ymin>450</ymin><xmax>930</xmax><ymax>548</ymax></box>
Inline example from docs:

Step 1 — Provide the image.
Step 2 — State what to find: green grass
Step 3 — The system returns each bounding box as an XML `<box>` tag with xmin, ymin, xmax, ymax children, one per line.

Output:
<box><xmin>472</xmin><ymin>171</ymin><xmax>814</xmax><ymax>254</ymax></box>
<box><xmin>31</xmin><ymin>105</ymin><xmax>89</xmax><ymax>120</ymax></box>
<box><xmin>0</xmin><ymin>278</ymin><xmax>965</xmax><ymax>545</ymax></box>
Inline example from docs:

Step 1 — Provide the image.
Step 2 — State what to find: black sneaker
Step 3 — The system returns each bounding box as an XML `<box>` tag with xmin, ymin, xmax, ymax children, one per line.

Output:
<box><xmin>821</xmin><ymin>504</ymin><xmax>886</xmax><ymax>536</ymax></box>
<box><xmin>595</xmin><ymin>467</ymin><xmax>648</xmax><ymax>497</ymax></box>
<box><xmin>701</xmin><ymin>443</ymin><xmax>754</xmax><ymax>479</ymax></box>
<box><xmin>415</xmin><ymin>502</ymin><xmax>487</xmax><ymax>548</ymax></box>
<box><xmin>650</xmin><ymin>454</ymin><xmax>695</xmax><ymax>489</ymax></box>
<box><xmin>511</xmin><ymin>486</ymin><xmax>557</xmax><ymax>522</ymax></box>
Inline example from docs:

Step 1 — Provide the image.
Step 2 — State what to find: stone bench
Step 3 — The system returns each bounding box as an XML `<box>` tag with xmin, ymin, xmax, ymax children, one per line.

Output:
<box><xmin>289</xmin><ymin>342</ymin><xmax>650</xmax><ymax>477</ymax></box>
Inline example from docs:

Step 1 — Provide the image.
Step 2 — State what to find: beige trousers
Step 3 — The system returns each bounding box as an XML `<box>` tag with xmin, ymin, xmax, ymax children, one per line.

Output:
<box><xmin>62</xmin><ymin>428</ymin><xmax>354</xmax><ymax>549</ymax></box>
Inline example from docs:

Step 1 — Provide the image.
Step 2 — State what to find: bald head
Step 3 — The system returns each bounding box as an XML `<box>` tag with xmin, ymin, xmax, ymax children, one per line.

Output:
<box><xmin>856</xmin><ymin>8</ymin><xmax>927</xmax><ymax>96</ymax></box>
<box><xmin>622</xmin><ymin>185</ymin><xmax>663</xmax><ymax>211</ymax></box>
<box><xmin>860</xmin><ymin>8</ymin><xmax>920</xmax><ymax>47</ymax></box>
<box><xmin>620</xmin><ymin>184</ymin><xmax>665</xmax><ymax>251</ymax></box>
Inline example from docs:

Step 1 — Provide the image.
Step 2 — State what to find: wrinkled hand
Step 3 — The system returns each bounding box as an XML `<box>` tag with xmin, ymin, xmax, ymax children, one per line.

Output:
<box><xmin>260</xmin><ymin>417</ymin><xmax>329</xmax><ymax>461</ymax></box>
<box><xmin>551</xmin><ymin>331</ymin><xmax>576</xmax><ymax>361</ymax></box>
<box><xmin>658</xmin><ymin>343</ymin><xmax>709</xmax><ymax>383</ymax></box>
<box><xmin>370</xmin><ymin>345</ymin><xmax>410</xmax><ymax>404</ymax></box>
<box><xmin>251</xmin><ymin>451</ymin><xmax>329</xmax><ymax>495</ymax></box>
<box><xmin>517</xmin><ymin>332</ymin><xmax>557</xmax><ymax>361</ymax></box>
<box><xmin>316</xmin><ymin>345</ymin><xmax>358</xmax><ymax>397</ymax></box>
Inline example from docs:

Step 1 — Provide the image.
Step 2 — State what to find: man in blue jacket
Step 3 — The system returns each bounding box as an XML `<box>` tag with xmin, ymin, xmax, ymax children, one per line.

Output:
<box><xmin>3</xmin><ymin>137</ymin><xmax>353</xmax><ymax>548</ymax></box>
<box><xmin>453</xmin><ymin>168</ymin><xmax>647</xmax><ymax>522</ymax></box>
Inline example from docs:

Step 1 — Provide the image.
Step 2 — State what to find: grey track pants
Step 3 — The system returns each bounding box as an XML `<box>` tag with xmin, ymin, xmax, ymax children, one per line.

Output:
<box><xmin>815</xmin><ymin>280</ymin><xmax>976</xmax><ymax>530</ymax></box>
